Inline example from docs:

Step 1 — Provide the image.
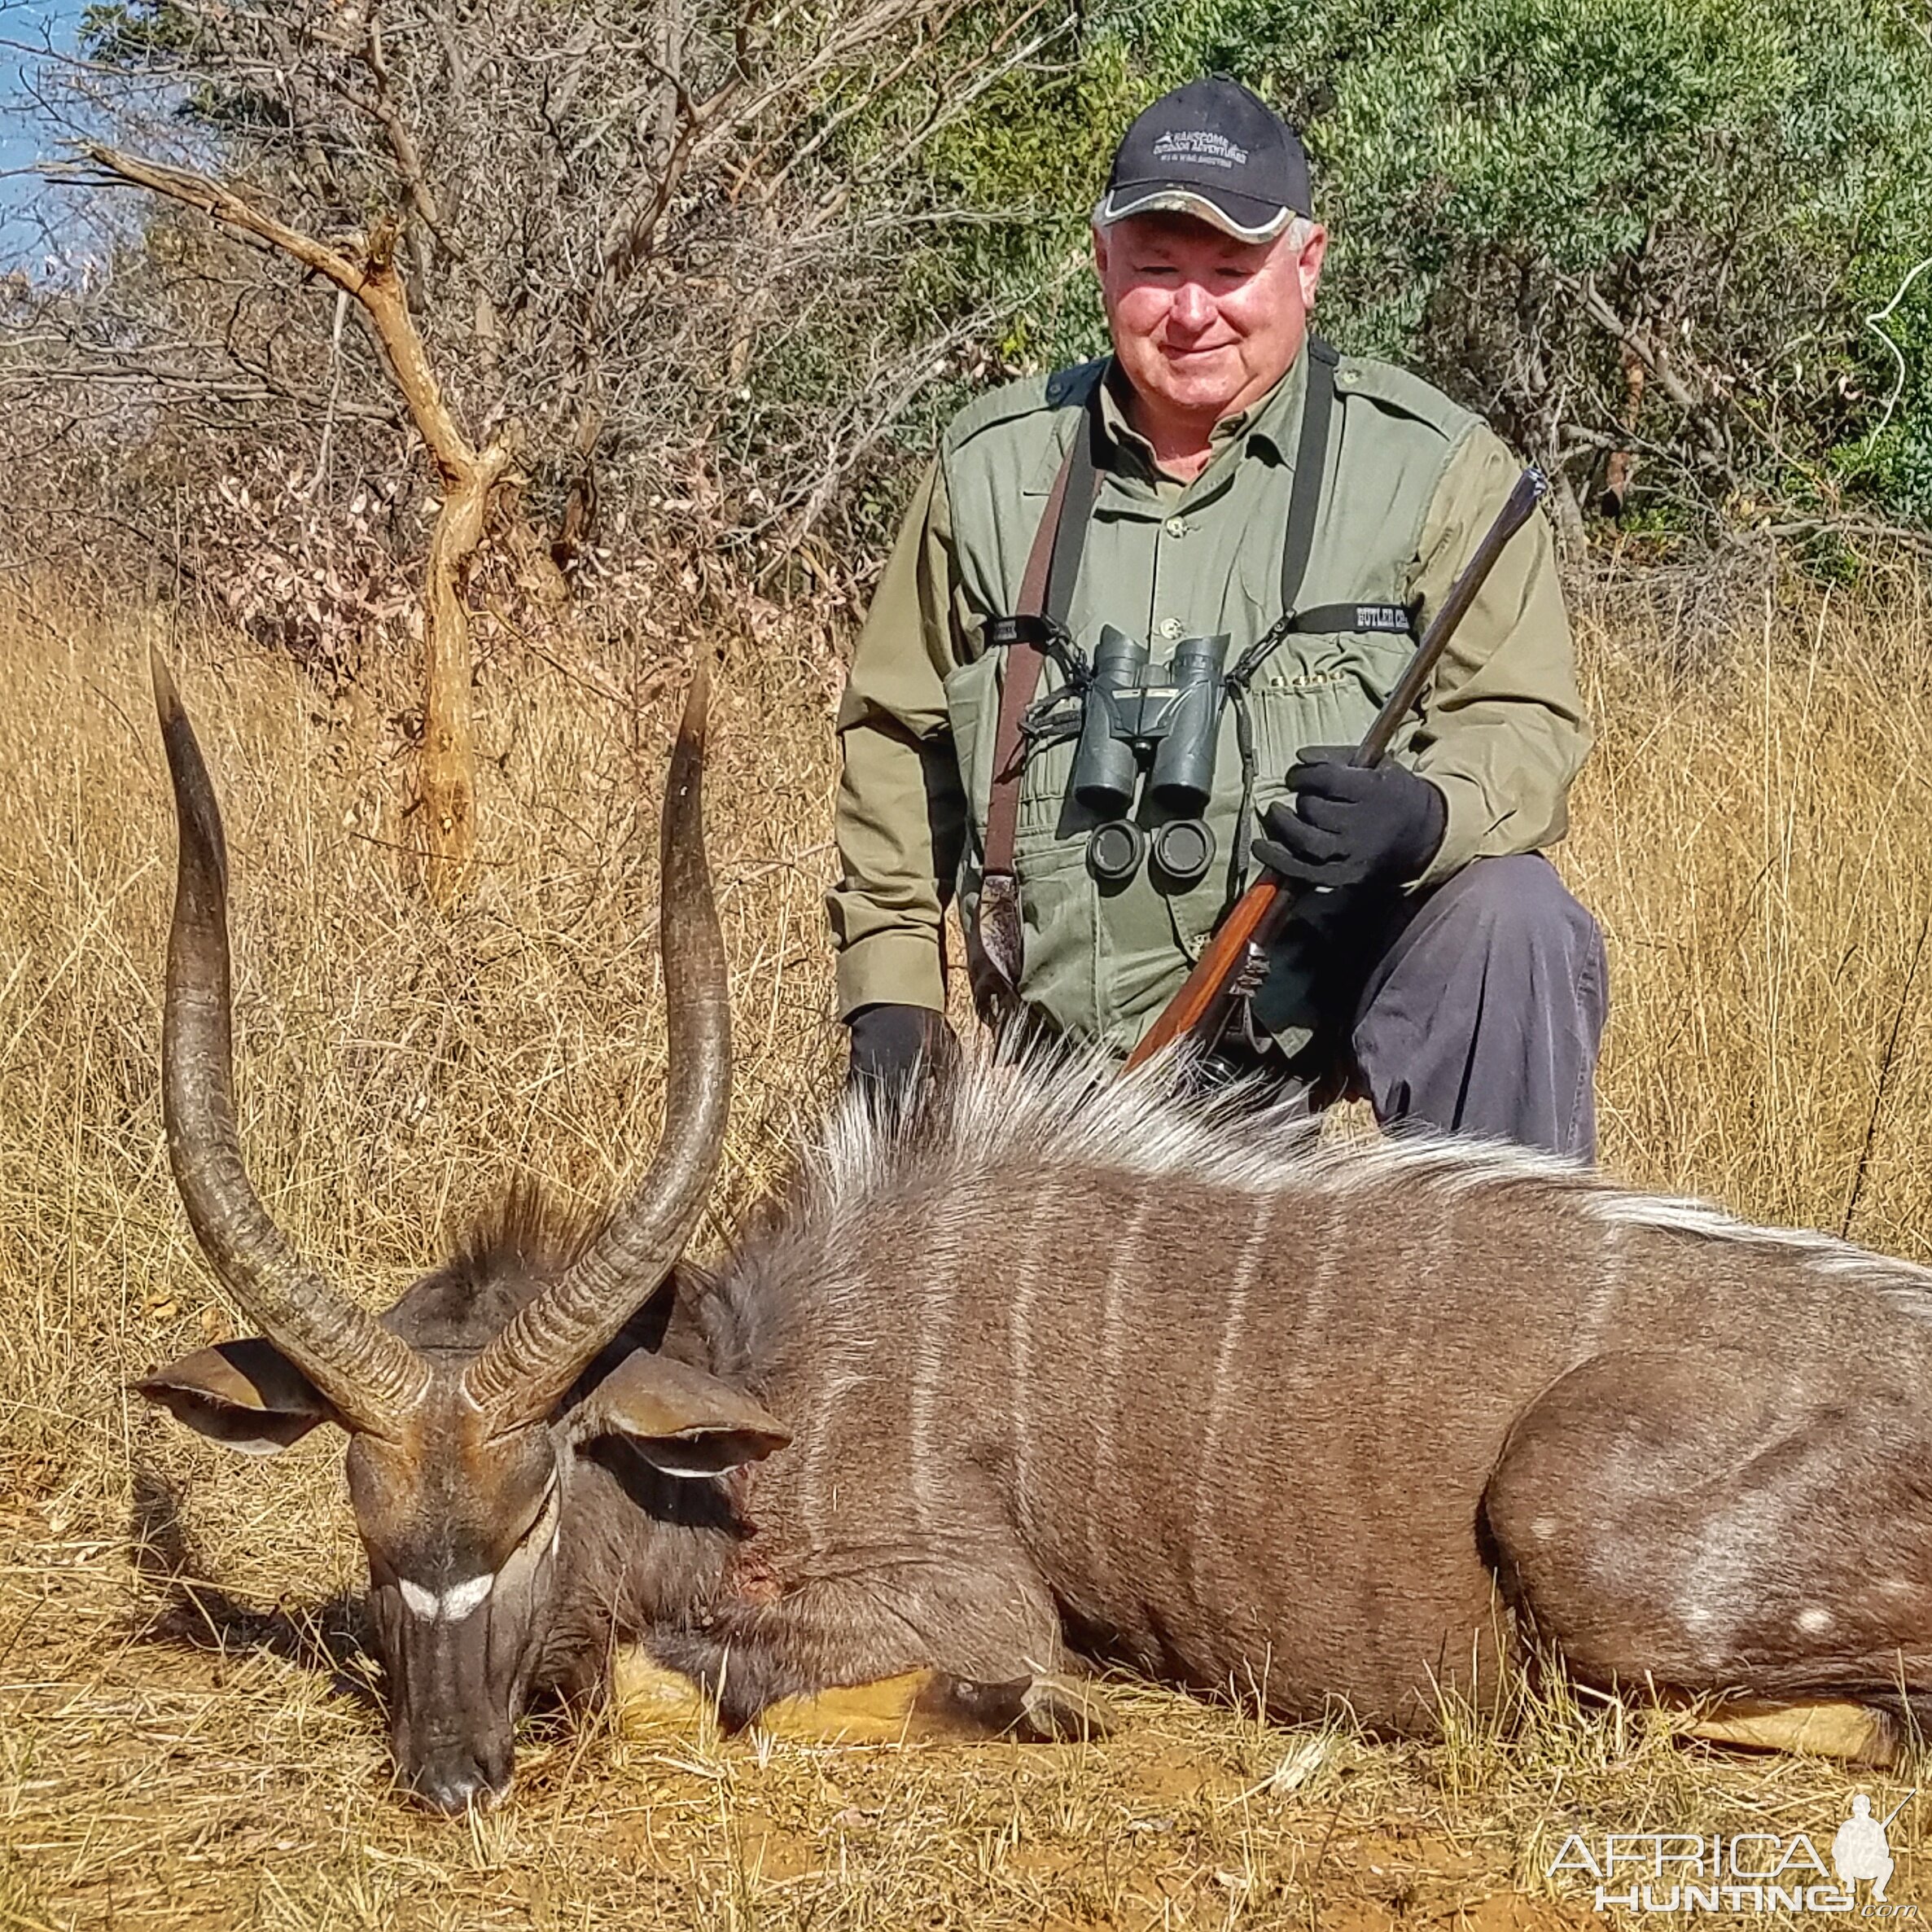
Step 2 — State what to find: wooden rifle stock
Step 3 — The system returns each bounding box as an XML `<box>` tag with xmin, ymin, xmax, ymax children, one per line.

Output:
<box><xmin>1124</xmin><ymin>467</ymin><xmax>1551</xmax><ymax>1072</ymax></box>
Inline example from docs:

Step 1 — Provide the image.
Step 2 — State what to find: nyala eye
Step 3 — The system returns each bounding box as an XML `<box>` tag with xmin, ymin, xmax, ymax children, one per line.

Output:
<box><xmin>520</xmin><ymin>1479</ymin><xmax>561</xmax><ymax>1552</ymax></box>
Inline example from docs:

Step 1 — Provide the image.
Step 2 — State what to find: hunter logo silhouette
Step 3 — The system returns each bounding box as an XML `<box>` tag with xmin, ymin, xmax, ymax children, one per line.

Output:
<box><xmin>1833</xmin><ymin>1793</ymin><xmax>1905</xmax><ymax>1901</ymax></box>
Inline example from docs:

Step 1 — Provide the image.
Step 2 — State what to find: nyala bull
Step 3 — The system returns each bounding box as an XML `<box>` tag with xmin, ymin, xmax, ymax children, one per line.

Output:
<box><xmin>143</xmin><ymin>652</ymin><xmax>1932</xmax><ymax>1812</ymax></box>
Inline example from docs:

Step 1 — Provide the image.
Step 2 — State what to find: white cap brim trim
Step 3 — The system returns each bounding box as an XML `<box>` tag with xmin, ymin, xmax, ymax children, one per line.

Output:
<box><xmin>1093</xmin><ymin>186</ymin><xmax>1295</xmax><ymax>243</ymax></box>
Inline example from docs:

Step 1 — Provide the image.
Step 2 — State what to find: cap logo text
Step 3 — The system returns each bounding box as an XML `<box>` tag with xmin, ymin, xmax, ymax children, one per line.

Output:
<box><xmin>1152</xmin><ymin>129</ymin><xmax>1249</xmax><ymax>172</ymax></box>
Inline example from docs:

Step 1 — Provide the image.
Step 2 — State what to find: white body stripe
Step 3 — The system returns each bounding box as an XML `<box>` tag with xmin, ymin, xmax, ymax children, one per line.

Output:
<box><xmin>1092</xmin><ymin>1197</ymin><xmax>1152</xmax><ymax>1575</ymax></box>
<box><xmin>1009</xmin><ymin>1185</ymin><xmax>1058</xmax><ymax>1535</ymax></box>
<box><xmin>1192</xmin><ymin>1198</ymin><xmax>1275</xmax><ymax>1587</ymax></box>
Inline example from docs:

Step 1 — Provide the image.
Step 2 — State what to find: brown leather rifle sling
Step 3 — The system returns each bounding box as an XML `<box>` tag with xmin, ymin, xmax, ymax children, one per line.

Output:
<box><xmin>971</xmin><ymin>393</ymin><xmax>1102</xmax><ymax>998</ymax></box>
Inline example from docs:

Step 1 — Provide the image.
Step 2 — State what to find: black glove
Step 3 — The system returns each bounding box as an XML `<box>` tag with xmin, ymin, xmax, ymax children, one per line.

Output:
<box><xmin>1252</xmin><ymin>745</ymin><xmax>1446</xmax><ymax>890</ymax></box>
<box><xmin>846</xmin><ymin>1003</ymin><xmax>957</xmax><ymax>1100</ymax></box>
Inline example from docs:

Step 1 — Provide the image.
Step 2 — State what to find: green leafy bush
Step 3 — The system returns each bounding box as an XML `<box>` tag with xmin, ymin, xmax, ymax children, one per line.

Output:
<box><xmin>37</xmin><ymin>0</ymin><xmax>1932</xmax><ymax>560</ymax></box>
<box><xmin>917</xmin><ymin>0</ymin><xmax>1932</xmax><ymax>534</ymax></box>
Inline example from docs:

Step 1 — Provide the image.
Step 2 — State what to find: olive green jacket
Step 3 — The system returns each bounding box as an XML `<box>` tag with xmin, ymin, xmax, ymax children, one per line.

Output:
<box><xmin>829</xmin><ymin>344</ymin><xmax>1590</xmax><ymax>1057</ymax></box>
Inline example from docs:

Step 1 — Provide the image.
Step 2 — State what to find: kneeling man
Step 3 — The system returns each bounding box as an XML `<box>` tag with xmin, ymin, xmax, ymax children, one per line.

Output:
<box><xmin>828</xmin><ymin>77</ymin><xmax>1606</xmax><ymax>1159</ymax></box>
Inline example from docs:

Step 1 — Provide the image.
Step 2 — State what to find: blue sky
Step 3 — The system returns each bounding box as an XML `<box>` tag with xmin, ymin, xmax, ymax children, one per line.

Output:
<box><xmin>2</xmin><ymin>0</ymin><xmax>83</xmax><ymax>263</ymax></box>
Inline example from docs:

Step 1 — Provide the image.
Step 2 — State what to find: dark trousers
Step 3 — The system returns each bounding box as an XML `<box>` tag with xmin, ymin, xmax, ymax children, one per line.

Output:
<box><xmin>1267</xmin><ymin>853</ymin><xmax>1608</xmax><ymax>1161</ymax></box>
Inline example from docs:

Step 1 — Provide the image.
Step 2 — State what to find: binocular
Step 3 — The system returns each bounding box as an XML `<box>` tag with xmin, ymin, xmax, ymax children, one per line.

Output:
<box><xmin>1071</xmin><ymin>627</ymin><xmax>1229</xmax><ymax>888</ymax></box>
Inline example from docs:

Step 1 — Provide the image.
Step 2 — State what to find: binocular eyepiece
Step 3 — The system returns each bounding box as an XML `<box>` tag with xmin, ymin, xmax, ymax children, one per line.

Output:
<box><xmin>1073</xmin><ymin>627</ymin><xmax>1227</xmax><ymax>888</ymax></box>
<box><xmin>1085</xmin><ymin>817</ymin><xmax>1220</xmax><ymax>888</ymax></box>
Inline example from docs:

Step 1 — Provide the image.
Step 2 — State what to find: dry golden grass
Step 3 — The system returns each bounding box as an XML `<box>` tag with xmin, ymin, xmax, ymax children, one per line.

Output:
<box><xmin>1571</xmin><ymin>566</ymin><xmax>1932</xmax><ymax>1249</ymax></box>
<box><xmin>2</xmin><ymin>563</ymin><xmax>1931</xmax><ymax>1928</ymax></box>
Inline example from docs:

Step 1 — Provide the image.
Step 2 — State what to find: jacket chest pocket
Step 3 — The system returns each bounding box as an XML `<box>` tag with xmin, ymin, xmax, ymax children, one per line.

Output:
<box><xmin>1238</xmin><ymin>629</ymin><xmax>1421</xmax><ymax>768</ymax></box>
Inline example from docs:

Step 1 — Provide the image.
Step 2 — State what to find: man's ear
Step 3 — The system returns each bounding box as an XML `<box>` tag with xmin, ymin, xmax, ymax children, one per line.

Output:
<box><xmin>1295</xmin><ymin>219</ymin><xmax>1328</xmax><ymax>305</ymax></box>
<box><xmin>137</xmin><ymin>1338</ymin><xmax>339</xmax><ymax>1454</ymax></box>
<box><xmin>569</xmin><ymin>1351</ymin><xmax>791</xmax><ymax>1479</ymax></box>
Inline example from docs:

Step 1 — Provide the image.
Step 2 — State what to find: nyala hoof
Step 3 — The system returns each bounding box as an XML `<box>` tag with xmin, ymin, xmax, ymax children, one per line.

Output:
<box><xmin>1016</xmin><ymin>1671</ymin><xmax>1115</xmax><ymax>1741</ymax></box>
<box><xmin>1676</xmin><ymin>1697</ymin><xmax>1898</xmax><ymax>1768</ymax></box>
<box><xmin>753</xmin><ymin>1668</ymin><xmax>1118</xmax><ymax>1744</ymax></box>
<box><xmin>929</xmin><ymin>1669</ymin><xmax>1115</xmax><ymax>1741</ymax></box>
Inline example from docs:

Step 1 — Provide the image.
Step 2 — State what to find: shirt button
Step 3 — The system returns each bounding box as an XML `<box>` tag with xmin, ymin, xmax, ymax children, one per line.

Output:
<box><xmin>1164</xmin><ymin>515</ymin><xmax>1187</xmax><ymax>537</ymax></box>
<box><xmin>1158</xmin><ymin>617</ymin><xmax>1185</xmax><ymax>641</ymax></box>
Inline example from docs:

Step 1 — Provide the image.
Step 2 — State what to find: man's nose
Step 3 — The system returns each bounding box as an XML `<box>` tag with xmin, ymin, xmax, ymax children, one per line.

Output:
<box><xmin>1168</xmin><ymin>280</ymin><xmax>1216</xmax><ymax>332</ymax></box>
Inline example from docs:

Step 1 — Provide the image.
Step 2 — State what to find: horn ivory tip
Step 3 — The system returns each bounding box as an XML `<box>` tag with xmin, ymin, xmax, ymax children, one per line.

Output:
<box><xmin>150</xmin><ymin>642</ymin><xmax>182</xmax><ymax>728</ymax></box>
<box><xmin>677</xmin><ymin>651</ymin><xmax>714</xmax><ymax>756</ymax></box>
<box><xmin>150</xmin><ymin>648</ymin><xmax>229</xmax><ymax>895</ymax></box>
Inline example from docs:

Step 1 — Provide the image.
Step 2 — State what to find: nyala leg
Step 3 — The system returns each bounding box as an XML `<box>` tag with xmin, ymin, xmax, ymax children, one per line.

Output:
<box><xmin>644</xmin><ymin>1557</ymin><xmax>1103</xmax><ymax>1741</ymax></box>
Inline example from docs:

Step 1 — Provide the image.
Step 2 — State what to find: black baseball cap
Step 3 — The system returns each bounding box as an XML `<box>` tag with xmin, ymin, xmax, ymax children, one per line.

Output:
<box><xmin>1094</xmin><ymin>77</ymin><xmax>1312</xmax><ymax>243</ymax></box>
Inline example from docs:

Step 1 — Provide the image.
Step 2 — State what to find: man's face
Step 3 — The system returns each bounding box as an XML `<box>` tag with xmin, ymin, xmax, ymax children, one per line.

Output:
<box><xmin>1094</xmin><ymin>212</ymin><xmax>1327</xmax><ymax>431</ymax></box>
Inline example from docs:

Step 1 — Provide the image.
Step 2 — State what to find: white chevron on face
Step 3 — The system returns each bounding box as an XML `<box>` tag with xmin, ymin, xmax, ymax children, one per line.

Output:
<box><xmin>398</xmin><ymin>1572</ymin><xmax>495</xmax><ymax>1623</ymax></box>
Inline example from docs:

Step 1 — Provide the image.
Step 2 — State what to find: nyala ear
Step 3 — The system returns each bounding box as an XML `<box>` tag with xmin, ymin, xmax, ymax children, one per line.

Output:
<box><xmin>569</xmin><ymin>1351</ymin><xmax>791</xmax><ymax>1479</ymax></box>
<box><xmin>137</xmin><ymin>1338</ymin><xmax>339</xmax><ymax>1454</ymax></box>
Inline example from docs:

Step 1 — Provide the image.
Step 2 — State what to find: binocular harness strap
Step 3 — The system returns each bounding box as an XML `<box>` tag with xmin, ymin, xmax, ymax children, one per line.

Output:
<box><xmin>972</xmin><ymin>340</ymin><xmax>1415</xmax><ymax>1003</ymax></box>
<box><xmin>1277</xmin><ymin>338</ymin><xmax>1338</xmax><ymax>623</ymax></box>
<box><xmin>1222</xmin><ymin>341</ymin><xmax>1412</xmax><ymax>903</ymax></box>
<box><xmin>1237</xmin><ymin>339</ymin><xmax>1415</xmax><ymax>677</ymax></box>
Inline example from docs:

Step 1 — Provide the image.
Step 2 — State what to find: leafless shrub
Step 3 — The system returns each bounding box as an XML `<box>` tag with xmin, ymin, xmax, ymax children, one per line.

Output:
<box><xmin>10</xmin><ymin>0</ymin><xmax>1071</xmax><ymax>585</ymax></box>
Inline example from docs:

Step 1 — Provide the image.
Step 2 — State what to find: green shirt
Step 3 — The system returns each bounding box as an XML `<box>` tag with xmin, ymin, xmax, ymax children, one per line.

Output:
<box><xmin>830</xmin><ymin>344</ymin><xmax>1590</xmax><ymax>1056</ymax></box>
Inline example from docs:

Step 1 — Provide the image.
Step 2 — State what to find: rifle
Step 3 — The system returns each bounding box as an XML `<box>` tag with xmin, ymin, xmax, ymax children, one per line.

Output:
<box><xmin>1124</xmin><ymin>467</ymin><xmax>1551</xmax><ymax>1073</ymax></box>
